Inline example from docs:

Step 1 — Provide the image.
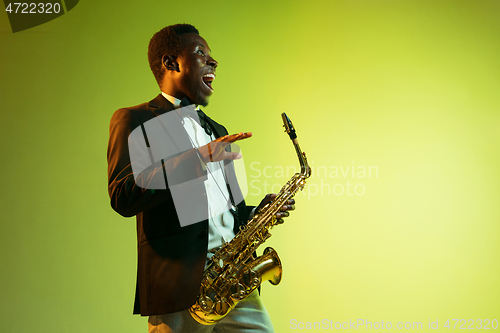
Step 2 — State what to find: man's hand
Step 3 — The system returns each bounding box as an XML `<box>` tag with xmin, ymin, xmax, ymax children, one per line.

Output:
<box><xmin>198</xmin><ymin>132</ymin><xmax>252</xmax><ymax>163</ymax></box>
<box><xmin>256</xmin><ymin>193</ymin><xmax>296</xmax><ymax>224</ymax></box>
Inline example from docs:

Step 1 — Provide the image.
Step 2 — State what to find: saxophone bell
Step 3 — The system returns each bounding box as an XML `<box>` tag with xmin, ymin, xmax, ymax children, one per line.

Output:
<box><xmin>248</xmin><ymin>247</ymin><xmax>282</xmax><ymax>286</ymax></box>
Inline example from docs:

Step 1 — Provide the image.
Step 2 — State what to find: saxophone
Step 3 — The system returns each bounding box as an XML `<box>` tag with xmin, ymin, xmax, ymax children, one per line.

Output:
<box><xmin>189</xmin><ymin>113</ymin><xmax>311</xmax><ymax>325</ymax></box>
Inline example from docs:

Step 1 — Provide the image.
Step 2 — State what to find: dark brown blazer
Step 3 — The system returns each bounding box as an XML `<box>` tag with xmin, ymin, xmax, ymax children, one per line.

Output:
<box><xmin>107</xmin><ymin>94</ymin><xmax>252</xmax><ymax>316</ymax></box>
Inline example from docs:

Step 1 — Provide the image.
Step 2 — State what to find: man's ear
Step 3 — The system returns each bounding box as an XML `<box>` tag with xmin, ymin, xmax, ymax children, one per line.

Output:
<box><xmin>162</xmin><ymin>55</ymin><xmax>180</xmax><ymax>72</ymax></box>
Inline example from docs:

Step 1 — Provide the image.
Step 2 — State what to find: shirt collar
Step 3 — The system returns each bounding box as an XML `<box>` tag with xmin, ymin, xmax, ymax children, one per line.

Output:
<box><xmin>161</xmin><ymin>92</ymin><xmax>201</xmax><ymax>111</ymax></box>
<box><xmin>161</xmin><ymin>92</ymin><xmax>181</xmax><ymax>108</ymax></box>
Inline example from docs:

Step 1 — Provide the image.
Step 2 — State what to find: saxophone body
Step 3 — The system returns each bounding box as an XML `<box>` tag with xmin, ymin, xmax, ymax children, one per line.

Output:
<box><xmin>189</xmin><ymin>113</ymin><xmax>311</xmax><ymax>325</ymax></box>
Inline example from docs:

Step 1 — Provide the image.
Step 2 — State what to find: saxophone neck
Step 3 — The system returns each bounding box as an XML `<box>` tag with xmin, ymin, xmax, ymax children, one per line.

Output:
<box><xmin>295</xmin><ymin>144</ymin><xmax>311</xmax><ymax>178</ymax></box>
<box><xmin>282</xmin><ymin>112</ymin><xmax>312</xmax><ymax>179</ymax></box>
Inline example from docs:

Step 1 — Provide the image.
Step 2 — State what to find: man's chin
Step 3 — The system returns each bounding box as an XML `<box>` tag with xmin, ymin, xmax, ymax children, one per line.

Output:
<box><xmin>197</xmin><ymin>95</ymin><xmax>210</xmax><ymax>107</ymax></box>
<box><xmin>185</xmin><ymin>94</ymin><xmax>209</xmax><ymax>107</ymax></box>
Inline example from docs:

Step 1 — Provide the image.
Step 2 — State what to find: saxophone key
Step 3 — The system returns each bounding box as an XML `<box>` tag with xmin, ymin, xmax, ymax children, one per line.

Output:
<box><xmin>214</xmin><ymin>299</ymin><xmax>230</xmax><ymax>316</ymax></box>
<box><xmin>199</xmin><ymin>295</ymin><xmax>213</xmax><ymax>311</ymax></box>
<box><xmin>230</xmin><ymin>283</ymin><xmax>246</xmax><ymax>300</ymax></box>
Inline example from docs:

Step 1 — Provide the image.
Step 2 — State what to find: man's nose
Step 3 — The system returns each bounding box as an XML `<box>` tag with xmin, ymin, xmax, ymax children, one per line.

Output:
<box><xmin>208</xmin><ymin>57</ymin><xmax>218</xmax><ymax>69</ymax></box>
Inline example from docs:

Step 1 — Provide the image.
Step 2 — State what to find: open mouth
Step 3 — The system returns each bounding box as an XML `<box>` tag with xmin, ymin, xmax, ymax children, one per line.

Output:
<box><xmin>202</xmin><ymin>73</ymin><xmax>215</xmax><ymax>91</ymax></box>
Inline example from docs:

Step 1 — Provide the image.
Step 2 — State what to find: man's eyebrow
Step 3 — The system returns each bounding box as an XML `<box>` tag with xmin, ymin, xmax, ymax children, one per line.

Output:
<box><xmin>197</xmin><ymin>44</ymin><xmax>211</xmax><ymax>53</ymax></box>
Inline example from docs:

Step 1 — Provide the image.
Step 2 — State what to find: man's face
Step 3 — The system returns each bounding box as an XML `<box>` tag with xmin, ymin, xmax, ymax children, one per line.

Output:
<box><xmin>174</xmin><ymin>33</ymin><xmax>218</xmax><ymax>107</ymax></box>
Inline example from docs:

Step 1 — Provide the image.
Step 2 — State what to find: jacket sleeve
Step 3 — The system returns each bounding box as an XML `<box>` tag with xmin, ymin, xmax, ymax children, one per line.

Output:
<box><xmin>107</xmin><ymin>108</ymin><xmax>207</xmax><ymax>217</ymax></box>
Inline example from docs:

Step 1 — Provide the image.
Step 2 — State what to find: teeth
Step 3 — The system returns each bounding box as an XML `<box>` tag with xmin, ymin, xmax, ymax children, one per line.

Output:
<box><xmin>203</xmin><ymin>73</ymin><xmax>215</xmax><ymax>79</ymax></box>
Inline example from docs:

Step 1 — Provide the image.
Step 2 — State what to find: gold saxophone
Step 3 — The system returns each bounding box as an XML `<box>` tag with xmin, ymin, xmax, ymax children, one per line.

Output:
<box><xmin>189</xmin><ymin>113</ymin><xmax>311</xmax><ymax>325</ymax></box>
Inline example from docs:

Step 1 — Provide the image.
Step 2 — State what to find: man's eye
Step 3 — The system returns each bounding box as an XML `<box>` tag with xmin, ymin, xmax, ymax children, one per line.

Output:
<box><xmin>198</xmin><ymin>50</ymin><xmax>205</xmax><ymax>56</ymax></box>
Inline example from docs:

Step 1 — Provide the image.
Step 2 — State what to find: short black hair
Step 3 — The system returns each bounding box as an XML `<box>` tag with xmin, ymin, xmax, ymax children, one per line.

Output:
<box><xmin>148</xmin><ymin>24</ymin><xmax>200</xmax><ymax>85</ymax></box>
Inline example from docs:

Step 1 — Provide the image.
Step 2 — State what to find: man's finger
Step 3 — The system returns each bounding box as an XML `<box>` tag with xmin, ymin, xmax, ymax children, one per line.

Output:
<box><xmin>277</xmin><ymin>211</ymin><xmax>290</xmax><ymax>218</ymax></box>
<box><xmin>219</xmin><ymin>132</ymin><xmax>252</xmax><ymax>142</ymax></box>
<box><xmin>224</xmin><ymin>152</ymin><xmax>243</xmax><ymax>160</ymax></box>
<box><xmin>227</xmin><ymin>132</ymin><xmax>251</xmax><ymax>141</ymax></box>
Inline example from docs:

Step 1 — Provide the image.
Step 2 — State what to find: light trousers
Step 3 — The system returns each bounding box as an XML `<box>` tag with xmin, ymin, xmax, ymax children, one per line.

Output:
<box><xmin>148</xmin><ymin>290</ymin><xmax>274</xmax><ymax>333</ymax></box>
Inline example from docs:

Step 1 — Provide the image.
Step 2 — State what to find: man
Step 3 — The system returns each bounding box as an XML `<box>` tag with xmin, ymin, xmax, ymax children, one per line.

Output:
<box><xmin>107</xmin><ymin>24</ymin><xmax>294</xmax><ymax>332</ymax></box>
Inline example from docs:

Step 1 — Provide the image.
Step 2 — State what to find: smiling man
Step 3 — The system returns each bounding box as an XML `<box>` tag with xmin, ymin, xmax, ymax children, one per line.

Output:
<box><xmin>107</xmin><ymin>24</ymin><xmax>294</xmax><ymax>333</ymax></box>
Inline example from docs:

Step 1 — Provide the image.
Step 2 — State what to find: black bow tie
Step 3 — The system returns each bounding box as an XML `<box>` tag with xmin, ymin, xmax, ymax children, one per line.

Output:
<box><xmin>197</xmin><ymin>109</ymin><xmax>213</xmax><ymax>136</ymax></box>
<box><xmin>179</xmin><ymin>98</ymin><xmax>212</xmax><ymax>136</ymax></box>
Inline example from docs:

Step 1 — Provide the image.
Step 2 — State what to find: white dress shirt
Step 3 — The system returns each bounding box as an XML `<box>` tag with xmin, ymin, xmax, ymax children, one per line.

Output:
<box><xmin>161</xmin><ymin>92</ymin><xmax>235</xmax><ymax>264</ymax></box>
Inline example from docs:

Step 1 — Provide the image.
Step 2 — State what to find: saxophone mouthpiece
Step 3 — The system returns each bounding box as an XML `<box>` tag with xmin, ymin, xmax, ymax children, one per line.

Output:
<box><xmin>281</xmin><ymin>112</ymin><xmax>297</xmax><ymax>140</ymax></box>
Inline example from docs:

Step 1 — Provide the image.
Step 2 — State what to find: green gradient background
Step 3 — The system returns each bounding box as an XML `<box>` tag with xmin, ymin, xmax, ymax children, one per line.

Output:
<box><xmin>1</xmin><ymin>0</ymin><xmax>499</xmax><ymax>332</ymax></box>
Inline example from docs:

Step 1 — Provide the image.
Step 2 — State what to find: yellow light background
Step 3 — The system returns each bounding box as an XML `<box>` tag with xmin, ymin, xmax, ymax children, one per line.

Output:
<box><xmin>0</xmin><ymin>0</ymin><xmax>499</xmax><ymax>332</ymax></box>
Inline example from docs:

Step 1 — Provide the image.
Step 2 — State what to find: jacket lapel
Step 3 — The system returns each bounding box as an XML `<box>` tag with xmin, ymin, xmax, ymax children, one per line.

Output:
<box><xmin>148</xmin><ymin>94</ymin><xmax>175</xmax><ymax>116</ymax></box>
<box><xmin>147</xmin><ymin>94</ymin><xmax>194</xmax><ymax>153</ymax></box>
